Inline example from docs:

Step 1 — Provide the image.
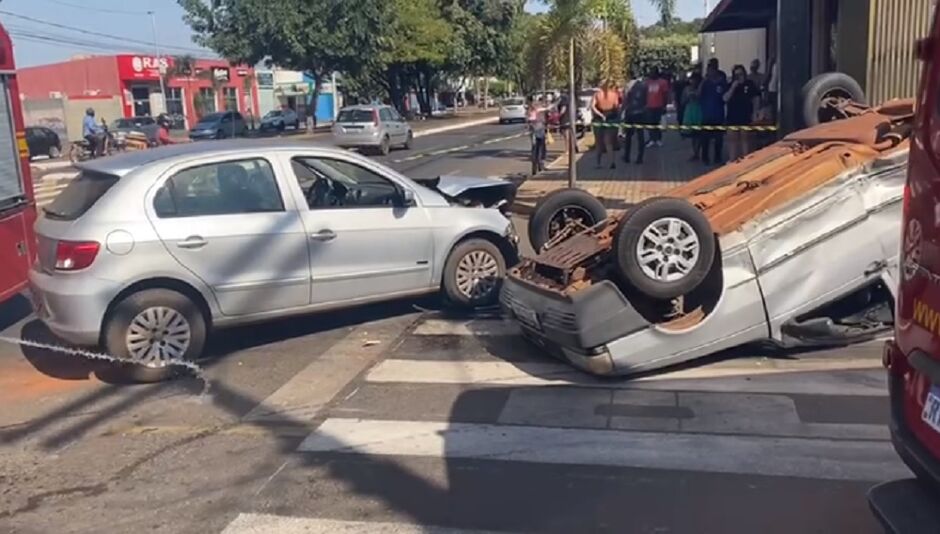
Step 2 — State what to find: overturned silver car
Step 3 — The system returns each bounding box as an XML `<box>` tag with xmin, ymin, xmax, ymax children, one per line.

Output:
<box><xmin>502</xmin><ymin>100</ymin><xmax>913</xmax><ymax>376</ymax></box>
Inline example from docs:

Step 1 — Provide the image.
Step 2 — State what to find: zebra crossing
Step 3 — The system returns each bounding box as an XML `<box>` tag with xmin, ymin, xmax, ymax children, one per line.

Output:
<box><xmin>220</xmin><ymin>314</ymin><xmax>908</xmax><ymax>533</ymax></box>
<box><xmin>30</xmin><ymin>160</ymin><xmax>77</xmax><ymax>207</ymax></box>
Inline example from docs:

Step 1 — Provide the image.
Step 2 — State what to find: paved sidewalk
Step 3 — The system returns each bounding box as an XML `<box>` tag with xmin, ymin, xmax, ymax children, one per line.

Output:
<box><xmin>513</xmin><ymin>116</ymin><xmax>715</xmax><ymax>214</ymax></box>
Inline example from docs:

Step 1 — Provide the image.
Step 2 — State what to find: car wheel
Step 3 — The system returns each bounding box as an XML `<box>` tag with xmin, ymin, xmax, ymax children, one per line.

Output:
<box><xmin>379</xmin><ymin>135</ymin><xmax>390</xmax><ymax>156</ymax></box>
<box><xmin>103</xmin><ymin>288</ymin><xmax>207</xmax><ymax>383</ymax></box>
<box><xmin>442</xmin><ymin>238</ymin><xmax>506</xmax><ymax>308</ymax></box>
<box><xmin>529</xmin><ymin>188</ymin><xmax>608</xmax><ymax>251</ymax></box>
<box><xmin>277</xmin><ymin>121</ymin><xmax>286</xmax><ymax>132</ymax></box>
<box><xmin>48</xmin><ymin>145</ymin><xmax>61</xmax><ymax>159</ymax></box>
<box><xmin>801</xmin><ymin>72</ymin><xmax>866</xmax><ymax>127</ymax></box>
<box><xmin>292</xmin><ymin>120</ymin><xmax>300</xmax><ymax>130</ymax></box>
<box><xmin>612</xmin><ymin>197</ymin><xmax>715</xmax><ymax>300</ymax></box>
<box><xmin>216</xmin><ymin>129</ymin><xmax>225</xmax><ymax>140</ymax></box>
<box><xmin>499</xmin><ymin>118</ymin><xmax>506</xmax><ymax>125</ymax></box>
<box><xmin>403</xmin><ymin>130</ymin><xmax>414</xmax><ymax>149</ymax></box>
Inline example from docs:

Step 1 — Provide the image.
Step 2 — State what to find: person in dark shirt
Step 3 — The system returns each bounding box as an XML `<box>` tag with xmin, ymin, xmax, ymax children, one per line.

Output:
<box><xmin>723</xmin><ymin>64</ymin><xmax>761</xmax><ymax>160</ymax></box>
<box><xmin>621</xmin><ymin>77</ymin><xmax>648</xmax><ymax>164</ymax></box>
<box><xmin>699</xmin><ymin>60</ymin><xmax>728</xmax><ymax>165</ymax></box>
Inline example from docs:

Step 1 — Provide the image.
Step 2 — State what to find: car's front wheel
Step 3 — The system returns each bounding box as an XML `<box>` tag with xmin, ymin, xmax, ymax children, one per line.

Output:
<box><xmin>442</xmin><ymin>238</ymin><xmax>507</xmax><ymax>308</ymax></box>
<box><xmin>48</xmin><ymin>145</ymin><xmax>61</xmax><ymax>159</ymax></box>
<box><xmin>103</xmin><ymin>288</ymin><xmax>207</xmax><ymax>383</ymax></box>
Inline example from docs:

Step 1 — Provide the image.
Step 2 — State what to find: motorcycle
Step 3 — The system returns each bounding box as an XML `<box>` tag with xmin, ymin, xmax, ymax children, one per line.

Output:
<box><xmin>68</xmin><ymin>119</ymin><xmax>123</xmax><ymax>163</ymax></box>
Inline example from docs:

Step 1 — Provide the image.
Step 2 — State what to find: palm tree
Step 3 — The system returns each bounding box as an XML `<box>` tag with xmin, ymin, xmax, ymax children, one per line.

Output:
<box><xmin>647</xmin><ymin>0</ymin><xmax>676</xmax><ymax>27</ymax></box>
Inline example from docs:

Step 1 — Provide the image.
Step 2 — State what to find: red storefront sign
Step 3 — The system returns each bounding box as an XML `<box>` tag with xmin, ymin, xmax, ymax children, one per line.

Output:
<box><xmin>116</xmin><ymin>55</ymin><xmax>172</xmax><ymax>81</ymax></box>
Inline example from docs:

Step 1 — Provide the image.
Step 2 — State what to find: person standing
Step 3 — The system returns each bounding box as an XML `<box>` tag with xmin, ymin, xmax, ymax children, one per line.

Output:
<box><xmin>556</xmin><ymin>92</ymin><xmax>578</xmax><ymax>155</ymax></box>
<box><xmin>672</xmin><ymin>70</ymin><xmax>690</xmax><ymax>129</ymax></box>
<box><xmin>591</xmin><ymin>80</ymin><xmax>621</xmax><ymax>169</ymax></box>
<box><xmin>681</xmin><ymin>71</ymin><xmax>704</xmax><ymax>161</ymax></box>
<box><xmin>724</xmin><ymin>64</ymin><xmax>761</xmax><ymax>160</ymax></box>
<box><xmin>644</xmin><ymin>67</ymin><xmax>669</xmax><ymax>148</ymax></box>
<box><xmin>764</xmin><ymin>57</ymin><xmax>779</xmax><ymax>122</ymax></box>
<box><xmin>748</xmin><ymin>59</ymin><xmax>765</xmax><ymax>88</ymax></box>
<box><xmin>621</xmin><ymin>76</ymin><xmax>647</xmax><ymax>164</ymax></box>
<box><xmin>699</xmin><ymin>60</ymin><xmax>729</xmax><ymax>165</ymax></box>
<box><xmin>82</xmin><ymin>107</ymin><xmax>103</xmax><ymax>157</ymax></box>
<box><xmin>528</xmin><ymin>97</ymin><xmax>547</xmax><ymax>174</ymax></box>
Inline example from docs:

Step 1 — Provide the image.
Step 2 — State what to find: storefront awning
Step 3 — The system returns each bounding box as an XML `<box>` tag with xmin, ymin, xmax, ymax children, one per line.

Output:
<box><xmin>701</xmin><ymin>0</ymin><xmax>776</xmax><ymax>32</ymax></box>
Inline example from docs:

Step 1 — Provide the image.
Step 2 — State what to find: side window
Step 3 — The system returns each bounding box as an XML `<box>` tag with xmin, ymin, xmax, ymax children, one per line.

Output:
<box><xmin>290</xmin><ymin>157</ymin><xmax>401</xmax><ymax>210</ymax></box>
<box><xmin>153</xmin><ymin>158</ymin><xmax>284</xmax><ymax>218</ymax></box>
<box><xmin>379</xmin><ymin>108</ymin><xmax>393</xmax><ymax>123</ymax></box>
<box><xmin>389</xmin><ymin>108</ymin><xmax>403</xmax><ymax>122</ymax></box>
<box><xmin>221</xmin><ymin>113</ymin><xmax>233</xmax><ymax>123</ymax></box>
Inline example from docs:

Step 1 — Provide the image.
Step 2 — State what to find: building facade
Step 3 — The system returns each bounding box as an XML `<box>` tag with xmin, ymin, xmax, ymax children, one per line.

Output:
<box><xmin>18</xmin><ymin>54</ymin><xmax>260</xmax><ymax>134</ymax></box>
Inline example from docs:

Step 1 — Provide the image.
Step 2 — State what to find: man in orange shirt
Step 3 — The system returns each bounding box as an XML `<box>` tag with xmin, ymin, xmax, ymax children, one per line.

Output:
<box><xmin>644</xmin><ymin>67</ymin><xmax>670</xmax><ymax>147</ymax></box>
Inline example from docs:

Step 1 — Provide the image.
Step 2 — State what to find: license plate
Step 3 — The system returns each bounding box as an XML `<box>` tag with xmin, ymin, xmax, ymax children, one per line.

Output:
<box><xmin>514</xmin><ymin>304</ymin><xmax>541</xmax><ymax>331</ymax></box>
<box><xmin>922</xmin><ymin>385</ymin><xmax>940</xmax><ymax>434</ymax></box>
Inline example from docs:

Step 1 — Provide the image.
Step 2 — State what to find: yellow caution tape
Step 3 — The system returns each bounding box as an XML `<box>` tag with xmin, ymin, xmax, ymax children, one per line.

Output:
<box><xmin>593</xmin><ymin>123</ymin><xmax>779</xmax><ymax>132</ymax></box>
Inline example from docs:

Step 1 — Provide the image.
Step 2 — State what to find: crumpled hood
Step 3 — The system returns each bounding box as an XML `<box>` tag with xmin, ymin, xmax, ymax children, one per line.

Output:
<box><xmin>414</xmin><ymin>175</ymin><xmax>518</xmax><ymax>211</ymax></box>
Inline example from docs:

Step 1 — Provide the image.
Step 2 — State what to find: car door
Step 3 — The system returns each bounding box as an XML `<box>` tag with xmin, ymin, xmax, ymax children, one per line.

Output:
<box><xmin>147</xmin><ymin>155</ymin><xmax>311</xmax><ymax>317</ymax></box>
<box><xmin>233</xmin><ymin>113</ymin><xmax>246</xmax><ymax>136</ymax></box>
<box><xmin>378</xmin><ymin>108</ymin><xmax>399</xmax><ymax>143</ymax></box>
<box><xmin>285</xmin><ymin>151</ymin><xmax>434</xmax><ymax>305</ymax></box>
<box><xmin>388</xmin><ymin>107</ymin><xmax>410</xmax><ymax>141</ymax></box>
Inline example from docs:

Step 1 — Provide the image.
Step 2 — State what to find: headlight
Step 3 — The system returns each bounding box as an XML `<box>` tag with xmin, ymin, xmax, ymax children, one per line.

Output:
<box><xmin>504</xmin><ymin>219</ymin><xmax>519</xmax><ymax>244</ymax></box>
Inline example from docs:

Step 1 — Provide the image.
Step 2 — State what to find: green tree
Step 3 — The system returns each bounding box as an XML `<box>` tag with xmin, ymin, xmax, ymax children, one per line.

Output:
<box><xmin>647</xmin><ymin>0</ymin><xmax>676</xmax><ymax>27</ymax></box>
<box><xmin>178</xmin><ymin>0</ymin><xmax>387</xmax><ymax>127</ymax></box>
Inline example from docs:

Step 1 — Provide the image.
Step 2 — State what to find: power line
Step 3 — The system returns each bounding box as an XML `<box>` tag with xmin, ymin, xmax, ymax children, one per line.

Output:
<box><xmin>0</xmin><ymin>10</ymin><xmax>208</xmax><ymax>55</ymax></box>
<box><xmin>35</xmin><ymin>0</ymin><xmax>148</xmax><ymax>16</ymax></box>
<box><xmin>8</xmin><ymin>27</ymin><xmax>199</xmax><ymax>56</ymax></box>
<box><xmin>11</xmin><ymin>32</ymin><xmax>152</xmax><ymax>55</ymax></box>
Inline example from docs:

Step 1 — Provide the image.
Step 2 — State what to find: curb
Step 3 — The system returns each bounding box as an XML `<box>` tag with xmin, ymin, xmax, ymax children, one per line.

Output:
<box><xmin>413</xmin><ymin>115</ymin><xmax>497</xmax><ymax>138</ymax></box>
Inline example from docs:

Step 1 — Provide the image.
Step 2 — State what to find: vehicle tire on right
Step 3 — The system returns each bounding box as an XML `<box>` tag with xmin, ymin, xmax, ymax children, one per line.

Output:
<box><xmin>528</xmin><ymin>188</ymin><xmax>608</xmax><ymax>251</ymax></box>
<box><xmin>103</xmin><ymin>288</ymin><xmax>207</xmax><ymax>383</ymax></box>
<box><xmin>442</xmin><ymin>238</ymin><xmax>507</xmax><ymax>308</ymax></box>
<box><xmin>48</xmin><ymin>145</ymin><xmax>61</xmax><ymax>159</ymax></box>
<box><xmin>378</xmin><ymin>135</ymin><xmax>390</xmax><ymax>156</ymax></box>
<box><xmin>801</xmin><ymin>72</ymin><xmax>866</xmax><ymax>126</ymax></box>
<box><xmin>612</xmin><ymin>197</ymin><xmax>715</xmax><ymax>300</ymax></box>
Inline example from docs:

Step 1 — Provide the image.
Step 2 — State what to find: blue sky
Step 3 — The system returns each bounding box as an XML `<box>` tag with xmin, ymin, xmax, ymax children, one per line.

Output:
<box><xmin>5</xmin><ymin>0</ymin><xmax>709</xmax><ymax>68</ymax></box>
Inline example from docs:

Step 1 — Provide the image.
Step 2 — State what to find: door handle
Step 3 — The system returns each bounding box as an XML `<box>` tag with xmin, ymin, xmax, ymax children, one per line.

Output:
<box><xmin>310</xmin><ymin>229</ymin><xmax>337</xmax><ymax>242</ymax></box>
<box><xmin>177</xmin><ymin>236</ymin><xmax>208</xmax><ymax>249</ymax></box>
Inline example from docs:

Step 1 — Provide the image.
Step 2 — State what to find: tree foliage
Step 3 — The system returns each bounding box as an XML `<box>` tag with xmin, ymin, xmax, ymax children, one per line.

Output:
<box><xmin>629</xmin><ymin>34</ymin><xmax>696</xmax><ymax>77</ymax></box>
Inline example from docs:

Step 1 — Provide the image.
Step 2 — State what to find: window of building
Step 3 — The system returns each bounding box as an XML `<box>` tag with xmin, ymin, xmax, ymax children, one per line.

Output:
<box><xmin>131</xmin><ymin>86</ymin><xmax>151</xmax><ymax>117</ymax></box>
<box><xmin>197</xmin><ymin>87</ymin><xmax>216</xmax><ymax>117</ymax></box>
<box><xmin>223</xmin><ymin>87</ymin><xmax>239</xmax><ymax>112</ymax></box>
<box><xmin>154</xmin><ymin>159</ymin><xmax>283</xmax><ymax>218</ymax></box>
<box><xmin>165</xmin><ymin>87</ymin><xmax>185</xmax><ymax>129</ymax></box>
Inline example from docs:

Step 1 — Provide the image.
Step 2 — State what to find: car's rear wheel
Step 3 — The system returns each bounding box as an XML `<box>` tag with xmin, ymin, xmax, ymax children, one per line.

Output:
<box><xmin>378</xmin><ymin>135</ymin><xmax>391</xmax><ymax>156</ymax></box>
<box><xmin>801</xmin><ymin>72</ymin><xmax>866</xmax><ymax>126</ymax></box>
<box><xmin>529</xmin><ymin>188</ymin><xmax>608</xmax><ymax>251</ymax></box>
<box><xmin>48</xmin><ymin>145</ymin><xmax>61</xmax><ymax>159</ymax></box>
<box><xmin>442</xmin><ymin>238</ymin><xmax>506</xmax><ymax>308</ymax></box>
<box><xmin>403</xmin><ymin>130</ymin><xmax>414</xmax><ymax>149</ymax></box>
<box><xmin>612</xmin><ymin>197</ymin><xmax>715</xmax><ymax>300</ymax></box>
<box><xmin>103</xmin><ymin>288</ymin><xmax>207</xmax><ymax>383</ymax></box>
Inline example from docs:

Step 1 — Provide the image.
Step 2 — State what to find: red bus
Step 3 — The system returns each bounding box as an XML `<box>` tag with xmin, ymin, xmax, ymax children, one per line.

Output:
<box><xmin>0</xmin><ymin>23</ymin><xmax>37</xmax><ymax>304</ymax></box>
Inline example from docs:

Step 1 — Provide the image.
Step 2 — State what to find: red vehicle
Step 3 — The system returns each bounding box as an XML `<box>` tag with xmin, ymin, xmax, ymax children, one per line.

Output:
<box><xmin>0</xmin><ymin>23</ymin><xmax>37</xmax><ymax>304</ymax></box>
<box><xmin>868</xmin><ymin>3</ymin><xmax>940</xmax><ymax>531</ymax></box>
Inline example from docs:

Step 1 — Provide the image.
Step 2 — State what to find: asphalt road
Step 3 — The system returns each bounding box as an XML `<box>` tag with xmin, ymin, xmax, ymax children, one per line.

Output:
<box><xmin>1</xmin><ymin>122</ymin><xmax>907</xmax><ymax>533</ymax></box>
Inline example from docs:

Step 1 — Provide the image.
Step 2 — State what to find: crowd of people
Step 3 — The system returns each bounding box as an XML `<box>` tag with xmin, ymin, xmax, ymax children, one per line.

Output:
<box><xmin>588</xmin><ymin>56</ymin><xmax>779</xmax><ymax>169</ymax></box>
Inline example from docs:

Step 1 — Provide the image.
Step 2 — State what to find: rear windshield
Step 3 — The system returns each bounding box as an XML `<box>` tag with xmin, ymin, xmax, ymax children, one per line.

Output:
<box><xmin>42</xmin><ymin>170</ymin><xmax>119</xmax><ymax>221</ymax></box>
<box><xmin>337</xmin><ymin>109</ymin><xmax>374</xmax><ymax>123</ymax></box>
<box><xmin>503</xmin><ymin>98</ymin><xmax>524</xmax><ymax>106</ymax></box>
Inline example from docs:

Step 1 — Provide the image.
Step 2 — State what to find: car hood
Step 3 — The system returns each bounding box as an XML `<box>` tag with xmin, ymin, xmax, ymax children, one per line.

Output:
<box><xmin>414</xmin><ymin>175</ymin><xmax>518</xmax><ymax>211</ymax></box>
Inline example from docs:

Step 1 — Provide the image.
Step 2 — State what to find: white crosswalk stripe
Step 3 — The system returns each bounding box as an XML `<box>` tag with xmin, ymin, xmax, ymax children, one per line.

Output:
<box><xmin>32</xmin><ymin>169</ymin><xmax>78</xmax><ymax>206</ymax></box>
<box><xmin>220</xmin><ymin>313</ymin><xmax>907</xmax><ymax>532</ymax></box>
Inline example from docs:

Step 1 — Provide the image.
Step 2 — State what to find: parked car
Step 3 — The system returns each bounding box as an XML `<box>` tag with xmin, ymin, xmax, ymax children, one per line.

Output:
<box><xmin>25</xmin><ymin>126</ymin><xmax>62</xmax><ymax>159</ymax></box>
<box><xmin>577</xmin><ymin>90</ymin><xmax>595</xmax><ymax>132</ymax></box>
<box><xmin>501</xmin><ymin>99</ymin><xmax>912</xmax><ymax>377</ymax></box>
<box><xmin>111</xmin><ymin>116</ymin><xmax>160</xmax><ymax>144</ymax></box>
<box><xmin>30</xmin><ymin>140</ymin><xmax>518</xmax><ymax>382</ymax></box>
<box><xmin>498</xmin><ymin>97</ymin><xmax>527</xmax><ymax>124</ymax></box>
<box><xmin>332</xmin><ymin>105</ymin><xmax>413</xmax><ymax>155</ymax></box>
<box><xmin>867</xmin><ymin>10</ymin><xmax>940</xmax><ymax>530</ymax></box>
<box><xmin>259</xmin><ymin>108</ymin><xmax>300</xmax><ymax>132</ymax></box>
<box><xmin>189</xmin><ymin>111</ymin><xmax>247</xmax><ymax>140</ymax></box>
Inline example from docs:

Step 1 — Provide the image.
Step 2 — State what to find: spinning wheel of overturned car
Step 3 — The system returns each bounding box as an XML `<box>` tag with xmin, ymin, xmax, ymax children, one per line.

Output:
<box><xmin>528</xmin><ymin>188</ymin><xmax>608</xmax><ymax>251</ymax></box>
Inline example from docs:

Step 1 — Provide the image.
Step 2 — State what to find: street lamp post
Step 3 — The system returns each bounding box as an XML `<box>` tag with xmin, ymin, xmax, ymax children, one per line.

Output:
<box><xmin>568</xmin><ymin>37</ymin><xmax>577</xmax><ymax>188</ymax></box>
<box><xmin>148</xmin><ymin>10</ymin><xmax>167</xmax><ymax>115</ymax></box>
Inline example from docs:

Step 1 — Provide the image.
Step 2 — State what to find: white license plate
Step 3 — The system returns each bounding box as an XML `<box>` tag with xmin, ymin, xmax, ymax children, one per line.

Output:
<box><xmin>514</xmin><ymin>304</ymin><xmax>541</xmax><ymax>330</ymax></box>
<box><xmin>922</xmin><ymin>385</ymin><xmax>940</xmax><ymax>434</ymax></box>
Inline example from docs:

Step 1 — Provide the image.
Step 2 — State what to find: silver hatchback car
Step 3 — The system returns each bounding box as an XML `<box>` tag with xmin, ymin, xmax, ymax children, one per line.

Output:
<box><xmin>30</xmin><ymin>140</ymin><xmax>517</xmax><ymax>381</ymax></box>
<box><xmin>332</xmin><ymin>105</ymin><xmax>413</xmax><ymax>155</ymax></box>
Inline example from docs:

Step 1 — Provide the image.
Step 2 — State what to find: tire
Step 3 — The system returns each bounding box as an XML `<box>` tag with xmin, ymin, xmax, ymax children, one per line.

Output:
<box><xmin>403</xmin><ymin>130</ymin><xmax>413</xmax><ymax>150</ymax></box>
<box><xmin>528</xmin><ymin>188</ymin><xmax>608</xmax><ymax>251</ymax></box>
<box><xmin>612</xmin><ymin>197</ymin><xmax>715</xmax><ymax>300</ymax></box>
<box><xmin>379</xmin><ymin>135</ymin><xmax>390</xmax><ymax>156</ymax></box>
<box><xmin>48</xmin><ymin>145</ymin><xmax>61</xmax><ymax>159</ymax></box>
<box><xmin>216</xmin><ymin>129</ymin><xmax>225</xmax><ymax>140</ymax></box>
<box><xmin>292</xmin><ymin>121</ymin><xmax>300</xmax><ymax>130</ymax></box>
<box><xmin>801</xmin><ymin>72</ymin><xmax>866</xmax><ymax>127</ymax></box>
<box><xmin>499</xmin><ymin>119</ymin><xmax>506</xmax><ymax>125</ymax></box>
<box><xmin>442</xmin><ymin>238</ymin><xmax>507</xmax><ymax>308</ymax></box>
<box><xmin>277</xmin><ymin>121</ymin><xmax>286</xmax><ymax>132</ymax></box>
<box><xmin>103</xmin><ymin>288</ymin><xmax>207</xmax><ymax>383</ymax></box>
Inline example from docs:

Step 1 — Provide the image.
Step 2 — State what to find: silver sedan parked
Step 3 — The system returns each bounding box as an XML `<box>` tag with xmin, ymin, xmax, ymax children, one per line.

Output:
<box><xmin>30</xmin><ymin>140</ymin><xmax>517</xmax><ymax>382</ymax></box>
<box><xmin>332</xmin><ymin>105</ymin><xmax>413</xmax><ymax>155</ymax></box>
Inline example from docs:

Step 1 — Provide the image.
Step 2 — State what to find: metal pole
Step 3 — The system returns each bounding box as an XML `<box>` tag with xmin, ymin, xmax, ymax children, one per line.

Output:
<box><xmin>567</xmin><ymin>37</ymin><xmax>577</xmax><ymax>189</ymax></box>
<box><xmin>148</xmin><ymin>11</ymin><xmax>167</xmax><ymax>116</ymax></box>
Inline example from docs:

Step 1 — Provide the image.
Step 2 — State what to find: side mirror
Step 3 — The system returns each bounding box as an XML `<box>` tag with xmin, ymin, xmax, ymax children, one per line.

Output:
<box><xmin>399</xmin><ymin>188</ymin><xmax>416</xmax><ymax>207</ymax></box>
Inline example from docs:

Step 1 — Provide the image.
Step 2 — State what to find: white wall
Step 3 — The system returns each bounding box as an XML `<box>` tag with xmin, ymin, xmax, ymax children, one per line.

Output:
<box><xmin>699</xmin><ymin>28</ymin><xmax>767</xmax><ymax>73</ymax></box>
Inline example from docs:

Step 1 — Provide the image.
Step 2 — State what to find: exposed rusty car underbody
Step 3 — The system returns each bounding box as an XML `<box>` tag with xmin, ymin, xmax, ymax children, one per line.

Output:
<box><xmin>502</xmin><ymin>100</ymin><xmax>914</xmax><ymax>376</ymax></box>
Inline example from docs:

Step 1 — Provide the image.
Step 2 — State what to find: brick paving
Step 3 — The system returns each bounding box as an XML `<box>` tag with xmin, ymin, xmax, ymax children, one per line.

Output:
<box><xmin>513</xmin><ymin>116</ymin><xmax>719</xmax><ymax>214</ymax></box>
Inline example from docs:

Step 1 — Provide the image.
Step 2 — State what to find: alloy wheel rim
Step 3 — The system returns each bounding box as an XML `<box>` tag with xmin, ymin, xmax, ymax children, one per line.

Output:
<box><xmin>125</xmin><ymin>306</ymin><xmax>192</xmax><ymax>367</ymax></box>
<box><xmin>455</xmin><ymin>250</ymin><xmax>500</xmax><ymax>300</ymax></box>
<box><xmin>635</xmin><ymin>217</ymin><xmax>700</xmax><ymax>282</ymax></box>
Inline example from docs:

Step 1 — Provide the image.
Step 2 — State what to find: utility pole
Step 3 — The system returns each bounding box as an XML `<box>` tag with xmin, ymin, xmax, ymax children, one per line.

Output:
<box><xmin>148</xmin><ymin>10</ymin><xmax>167</xmax><ymax>115</ymax></box>
<box><xmin>567</xmin><ymin>36</ymin><xmax>577</xmax><ymax>188</ymax></box>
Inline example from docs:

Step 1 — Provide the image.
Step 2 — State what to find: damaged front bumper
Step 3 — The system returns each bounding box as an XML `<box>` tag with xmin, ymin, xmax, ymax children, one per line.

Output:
<box><xmin>500</xmin><ymin>277</ymin><xmax>649</xmax><ymax>375</ymax></box>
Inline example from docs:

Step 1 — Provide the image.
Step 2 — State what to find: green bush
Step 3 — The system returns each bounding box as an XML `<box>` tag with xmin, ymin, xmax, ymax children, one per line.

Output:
<box><xmin>629</xmin><ymin>34</ymin><xmax>696</xmax><ymax>77</ymax></box>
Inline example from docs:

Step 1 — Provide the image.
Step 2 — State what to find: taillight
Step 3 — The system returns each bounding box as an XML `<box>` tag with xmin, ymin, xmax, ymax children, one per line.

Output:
<box><xmin>372</xmin><ymin>109</ymin><xmax>380</xmax><ymax>126</ymax></box>
<box><xmin>55</xmin><ymin>240</ymin><xmax>100</xmax><ymax>271</ymax></box>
